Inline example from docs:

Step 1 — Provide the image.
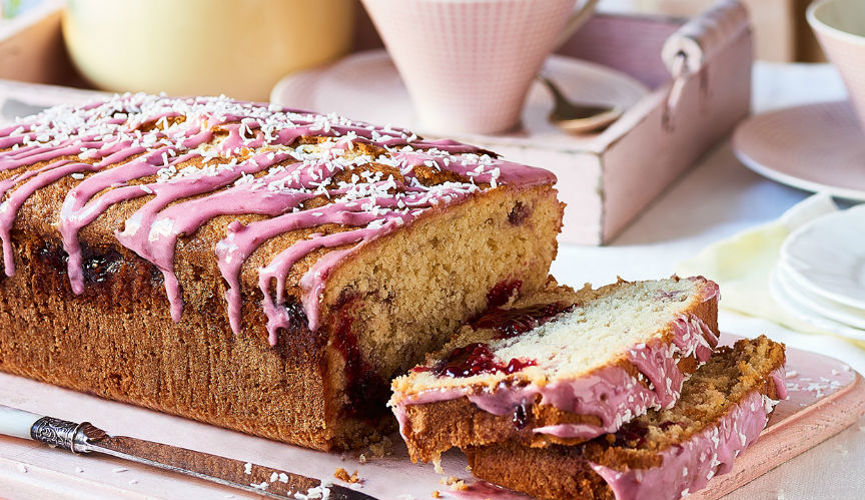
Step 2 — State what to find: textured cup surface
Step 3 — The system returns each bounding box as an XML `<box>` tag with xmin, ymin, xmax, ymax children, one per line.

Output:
<box><xmin>362</xmin><ymin>0</ymin><xmax>585</xmax><ymax>135</ymax></box>
<box><xmin>808</xmin><ymin>0</ymin><xmax>865</xmax><ymax>132</ymax></box>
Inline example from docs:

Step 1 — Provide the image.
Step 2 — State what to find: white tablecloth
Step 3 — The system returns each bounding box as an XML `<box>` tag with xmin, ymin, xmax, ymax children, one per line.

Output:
<box><xmin>550</xmin><ymin>61</ymin><xmax>864</xmax><ymax>500</ymax></box>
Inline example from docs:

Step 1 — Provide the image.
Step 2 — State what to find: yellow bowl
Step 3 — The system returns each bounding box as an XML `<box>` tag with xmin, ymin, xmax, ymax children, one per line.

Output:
<box><xmin>62</xmin><ymin>0</ymin><xmax>355</xmax><ymax>100</ymax></box>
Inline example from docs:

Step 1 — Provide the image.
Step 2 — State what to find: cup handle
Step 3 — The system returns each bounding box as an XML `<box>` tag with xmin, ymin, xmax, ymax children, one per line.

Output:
<box><xmin>555</xmin><ymin>0</ymin><xmax>601</xmax><ymax>49</ymax></box>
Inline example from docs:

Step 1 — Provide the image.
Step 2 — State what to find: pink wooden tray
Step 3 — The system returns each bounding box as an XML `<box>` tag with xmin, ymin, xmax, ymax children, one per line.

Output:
<box><xmin>0</xmin><ymin>1</ymin><xmax>753</xmax><ymax>246</ymax></box>
<box><xmin>347</xmin><ymin>1</ymin><xmax>754</xmax><ymax>245</ymax></box>
<box><xmin>0</xmin><ymin>333</ymin><xmax>862</xmax><ymax>499</ymax></box>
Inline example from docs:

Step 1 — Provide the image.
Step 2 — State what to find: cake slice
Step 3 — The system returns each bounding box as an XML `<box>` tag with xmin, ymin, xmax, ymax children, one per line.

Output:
<box><xmin>390</xmin><ymin>276</ymin><xmax>720</xmax><ymax>463</ymax></box>
<box><xmin>464</xmin><ymin>335</ymin><xmax>787</xmax><ymax>500</ymax></box>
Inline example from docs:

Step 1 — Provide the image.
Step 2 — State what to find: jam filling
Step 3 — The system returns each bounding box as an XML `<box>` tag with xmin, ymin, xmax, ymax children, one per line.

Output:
<box><xmin>332</xmin><ymin>296</ymin><xmax>389</xmax><ymax>420</ymax></box>
<box><xmin>35</xmin><ymin>241</ymin><xmax>163</xmax><ymax>289</ymax></box>
<box><xmin>611</xmin><ymin>420</ymin><xmax>679</xmax><ymax>448</ymax></box>
<box><xmin>507</xmin><ymin>201</ymin><xmax>531</xmax><ymax>226</ymax></box>
<box><xmin>486</xmin><ymin>280</ymin><xmax>522</xmax><ymax>308</ymax></box>
<box><xmin>430</xmin><ymin>342</ymin><xmax>536</xmax><ymax>378</ymax></box>
<box><xmin>472</xmin><ymin>302</ymin><xmax>575</xmax><ymax>339</ymax></box>
<box><xmin>278</xmin><ymin>299</ymin><xmax>309</xmax><ymax>335</ymax></box>
<box><xmin>513</xmin><ymin>397</ymin><xmax>531</xmax><ymax>429</ymax></box>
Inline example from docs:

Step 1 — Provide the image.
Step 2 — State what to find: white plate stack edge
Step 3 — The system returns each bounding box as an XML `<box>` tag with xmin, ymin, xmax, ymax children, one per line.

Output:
<box><xmin>770</xmin><ymin>204</ymin><xmax>865</xmax><ymax>340</ymax></box>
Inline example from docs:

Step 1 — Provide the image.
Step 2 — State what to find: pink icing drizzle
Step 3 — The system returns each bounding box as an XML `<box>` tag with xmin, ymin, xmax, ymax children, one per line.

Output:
<box><xmin>0</xmin><ymin>94</ymin><xmax>555</xmax><ymax>344</ymax></box>
<box><xmin>393</xmin><ymin>310</ymin><xmax>719</xmax><ymax>441</ymax></box>
<box><xmin>589</xmin><ymin>365</ymin><xmax>786</xmax><ymax>500</ymax></box>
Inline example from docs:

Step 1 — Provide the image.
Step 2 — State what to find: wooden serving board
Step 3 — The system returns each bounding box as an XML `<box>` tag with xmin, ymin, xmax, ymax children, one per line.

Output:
<box><xmin>0</xmin><ymin>333</ymin><xmax>863</xmax><ymax>500</ymax></box>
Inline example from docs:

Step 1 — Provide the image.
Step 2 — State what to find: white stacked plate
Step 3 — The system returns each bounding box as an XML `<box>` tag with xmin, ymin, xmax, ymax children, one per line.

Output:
<box><xmin>769</xmin><ymin>204</ymin><xmax>865</xmax><ymax>341</ymax></box>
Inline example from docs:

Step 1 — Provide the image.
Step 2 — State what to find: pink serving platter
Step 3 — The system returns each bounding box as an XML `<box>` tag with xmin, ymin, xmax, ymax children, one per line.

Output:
<box><xmin>0</xmin><ymin>333</ymin><xmax>862</xmax><ymax>499</ymax></box>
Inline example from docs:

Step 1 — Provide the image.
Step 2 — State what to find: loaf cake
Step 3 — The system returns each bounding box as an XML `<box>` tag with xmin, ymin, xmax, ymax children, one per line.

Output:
<box><xmin>0</xmin><ymin>93</ymin><xmax>563</xmax><ymax>450</ymax></box>
<box><xmin>464</xmin><ymin>335</ymin><xmax>787</xmax><ymax>500</ymax></box>
<box><xmin>391</xmin><ymin>276</ymin><xmax>720</xmax><ymax>463</ymax></box>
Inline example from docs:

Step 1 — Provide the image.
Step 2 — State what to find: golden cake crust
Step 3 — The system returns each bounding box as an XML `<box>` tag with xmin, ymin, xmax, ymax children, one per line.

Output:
<box><xmin>0</xmin><ymin>95</ymin><xmax>563</xmax><ymax>450</ymax></box>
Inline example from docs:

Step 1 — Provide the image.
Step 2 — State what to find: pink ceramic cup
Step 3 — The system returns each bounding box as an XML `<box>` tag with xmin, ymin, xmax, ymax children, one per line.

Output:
<box><xmin>361</xmin><ymin>0</ymin><xmax>598</xmax><ymax>135</ymax></box>
<box><xmin>808</xmin><ymin>0</ymin><xmax>865</xmax><ymax>132</ymax></box>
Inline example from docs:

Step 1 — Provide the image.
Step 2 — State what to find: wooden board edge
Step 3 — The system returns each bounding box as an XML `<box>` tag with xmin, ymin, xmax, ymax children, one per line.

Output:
<box><xmin>695</xmin><ymin>373</ymin><xmax>865</xmax><ymax>500</ymax></box>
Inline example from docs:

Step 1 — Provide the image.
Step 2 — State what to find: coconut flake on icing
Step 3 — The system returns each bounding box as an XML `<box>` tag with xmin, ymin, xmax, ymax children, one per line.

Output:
<box><xmin>393</xmin><ymin>312</ymin><xmax>719</xmax><ymax>440</ymax></box>
<box><xmin>588</xmin><ymin>366</ymin><xmax>785</xmax><ymax>500</ymax></box>
<box><xmin>0</xmin><ymin>94</ymin><xmax>555</xmax><ymax>344</ymax></box>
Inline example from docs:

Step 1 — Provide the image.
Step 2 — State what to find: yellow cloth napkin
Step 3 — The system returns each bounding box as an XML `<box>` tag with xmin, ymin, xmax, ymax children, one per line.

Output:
<box><xmin>677</xmin><ymin>194</ymin><xmax>851</xmax><ymax>338</ymax></box>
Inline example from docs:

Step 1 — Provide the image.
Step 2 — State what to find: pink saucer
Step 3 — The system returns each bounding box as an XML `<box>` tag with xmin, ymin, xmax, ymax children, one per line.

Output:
<box><xmin>732</xmin><ymin>100</ymin><xmax>865</xmax><ymax>201</ymax></box>
<box><xmin>270</xmin><ymin>49</ymin><xmax>649</xmax><ymax>142</ymax></box>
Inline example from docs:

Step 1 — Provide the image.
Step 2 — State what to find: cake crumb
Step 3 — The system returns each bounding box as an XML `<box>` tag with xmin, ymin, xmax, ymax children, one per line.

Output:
<box><xmin>432</xmin><ymin>491</ymin><xmax>441</xmax><ymax>498</ymax></box>
<box><xmin>439</xmin><ymin>475</ymin><xmax>467</xmax><ymax>490</ymax></box>
<box><xmin>450</xmin><ymin>480</ymin><xmax>467</xmax><ymax>492</ymax></box>
<box><xmin>75</xmin><ymin>467</ymin><xmax>85</xmax><ymax>473</ymax></box>
<box><xmin>433</xmin><ymin>458</ymin><xmax>444</xmax><ymax>475</ymax></box>
<box><xmin>465</xmin><ymin>465</ymin><xmax>472</xmax><ymax>472</ymax></box>
<box><xmin>366</xmin><ymin>436</ymin><xmax>394</xmax><ymax>458</ymax></box>
<box><xmin>334</xmin><ymin>467</ymin><xmax>361</xmax><ymax>484</ymax></box>
<box><xmin>113</xmin><ymin>467</ymin><xmax>128</xmax><ymax>473</ymax></box>
<box><xmin>358</xmin><ymin>453</ymin><xmax>367</xmax><ymax>464</ymax></box>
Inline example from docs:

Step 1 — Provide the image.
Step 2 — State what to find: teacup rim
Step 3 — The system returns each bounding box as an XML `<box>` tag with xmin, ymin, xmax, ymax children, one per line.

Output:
<box><xmin>807</xmin><ymin>0</ymin><xmax>865</xmax><ymax>46</ymax></box>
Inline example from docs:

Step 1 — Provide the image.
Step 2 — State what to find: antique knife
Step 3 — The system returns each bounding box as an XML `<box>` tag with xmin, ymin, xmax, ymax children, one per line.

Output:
<box><xmin>0</xmin><ymin>405</ymin><xmax>376</xmax><ymax>499</ymax></box>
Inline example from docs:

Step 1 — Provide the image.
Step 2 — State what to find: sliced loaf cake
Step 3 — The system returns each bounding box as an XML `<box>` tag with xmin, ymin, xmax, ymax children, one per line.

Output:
<box><xmin>390</xmin><ymin>276</ymin><xmax>720</xmax><ymax>463</ymax></box>
<box><xmin>464</xmin><ymin>335</ymin><xmax>787</xmax><ymax>500</ymax></box>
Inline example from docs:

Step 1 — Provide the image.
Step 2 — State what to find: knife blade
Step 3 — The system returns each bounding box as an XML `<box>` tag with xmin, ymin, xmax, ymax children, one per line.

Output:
<box><xmin>0</xmin><ymin>405</ymin><xmax>376</xmax><ymax>499</ymax></box>
<box><xmin>0</xmin><ymin>99</ymin><xmax>50</xmax><ymax>121</ymax></box>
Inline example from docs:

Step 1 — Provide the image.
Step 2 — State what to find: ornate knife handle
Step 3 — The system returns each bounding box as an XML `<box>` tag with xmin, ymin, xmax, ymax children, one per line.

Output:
<box><xmin>0</xmin><ymin>405</ymin><xmax>106</xmax><ymax>453</ymax></box>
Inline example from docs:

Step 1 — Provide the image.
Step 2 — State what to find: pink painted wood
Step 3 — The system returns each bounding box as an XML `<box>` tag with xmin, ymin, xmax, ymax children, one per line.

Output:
<box><xmin>351</xmin><ymin>3</ymin><xmax>753</xmax><ymax>245</ymax></box>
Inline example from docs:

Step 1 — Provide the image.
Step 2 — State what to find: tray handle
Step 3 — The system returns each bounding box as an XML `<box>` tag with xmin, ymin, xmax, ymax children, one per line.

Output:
<box><xmin>661</xmin><ymin>0</ymin><xmax>750</xmax><ymax>130</ymax></box>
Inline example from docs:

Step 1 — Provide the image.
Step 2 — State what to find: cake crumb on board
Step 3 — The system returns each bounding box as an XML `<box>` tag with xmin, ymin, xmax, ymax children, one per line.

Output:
<box><xmin>334</xmin><ymin>467</ymin><xmax>362</xmax><ymax>484</ymax></box>
<box><xmin>433</xmin><ymin>458</ymin><xmax>444</xmax><ymax>474</ymax></box>
<box><xmin>432</xmin><ymin>491</ymin><xmax>441</xmax><ymax>498</ymax></box>
<box><xmin>439</xmin><ymin>476</ymin><xmax>468</xmax><ymax>491</ymax></box>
